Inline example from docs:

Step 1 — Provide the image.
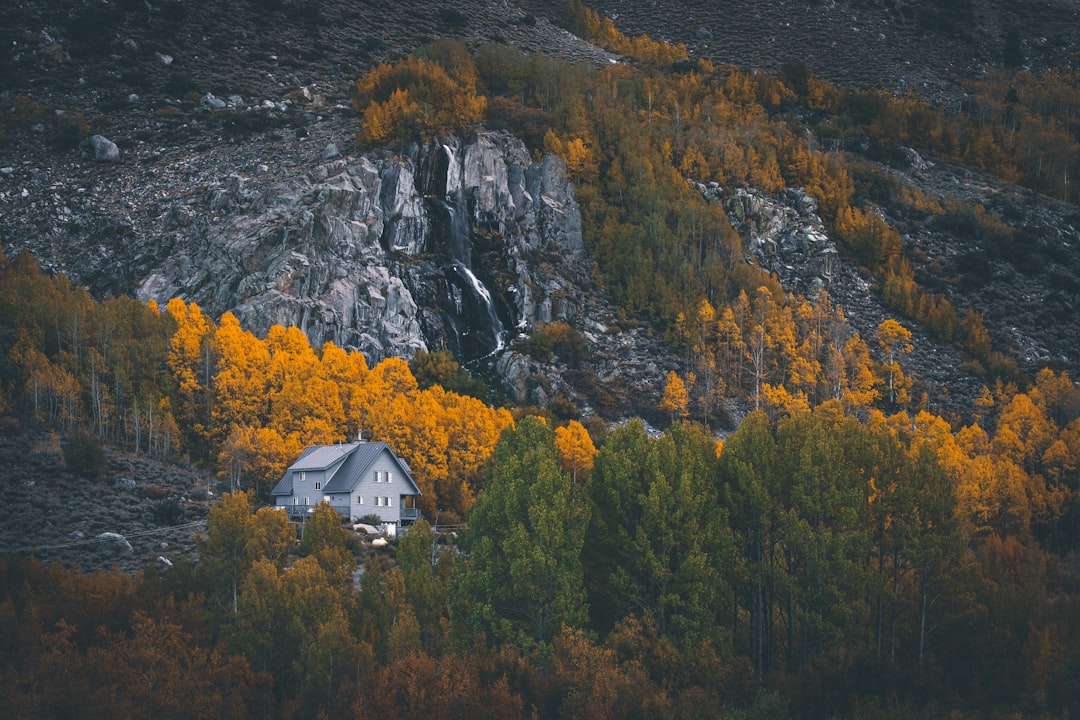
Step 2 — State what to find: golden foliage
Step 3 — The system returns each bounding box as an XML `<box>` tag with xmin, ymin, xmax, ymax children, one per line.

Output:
<box><xmin>555</xmin><ymin>420</ymin><xmax>598</xmax><ymax>483</ymax></box>
<box><xmin>354</xmin><ymin>56</ymin><xmax>486</xmax><ymax>146</ymax></box>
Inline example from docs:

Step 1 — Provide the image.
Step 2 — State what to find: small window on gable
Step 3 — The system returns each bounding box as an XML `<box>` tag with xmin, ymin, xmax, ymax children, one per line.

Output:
<box><xmin>387</xmin><ymin>471</ymin><xmax>392</xmax><ymax>484</ymax></box>
<box><xmin>298</xmin><ymin>471</ymin><xmax>306</xmax><ymax>483</ymax></box>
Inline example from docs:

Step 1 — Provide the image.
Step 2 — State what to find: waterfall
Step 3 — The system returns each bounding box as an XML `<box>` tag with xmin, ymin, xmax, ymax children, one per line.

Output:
<box><xmin>430</xmin><ymin>193</ymin><xmax>471</xmax><ymax>266</ymax></box>
<box><xmin>451</xmin><ymin>261</ymin><xmax>507</xmax><ymax>357</ymax></box>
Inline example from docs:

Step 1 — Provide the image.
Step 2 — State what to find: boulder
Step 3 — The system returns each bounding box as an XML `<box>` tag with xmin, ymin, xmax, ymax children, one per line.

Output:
<box><xmin>201</xmin><ymin>93</ymin><xmax>227</xmax><ymax>110</ymax></box>
<box><xmin>89</xmin><ymin>135</ymin><xmax>119</xmax><ymax>162</ymax></box>
<box><xmin>96</xmin><ymin>532</ymin><xmax>133</xmax><ymax>553</ymax></box>
<box><xmin>320</xmin><ymin>142</ymin><xmax>341</xmax><ymax>161</ymax></box>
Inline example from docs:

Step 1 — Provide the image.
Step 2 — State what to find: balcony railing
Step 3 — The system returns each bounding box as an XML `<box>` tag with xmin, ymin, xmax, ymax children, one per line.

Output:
<box><xmin>279</xmin><ymin>503</ymin><xmax>348</xmax><ymax>519</ymax></box>
<box><xmin>400</xmin><ymin>506</ymin><xmax>421</xmax><ymax>521</ymax></box>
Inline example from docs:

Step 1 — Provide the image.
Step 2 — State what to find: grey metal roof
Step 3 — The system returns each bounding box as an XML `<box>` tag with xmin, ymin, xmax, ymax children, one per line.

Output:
<box><xmin>289</xmin><ymin>444</ymin><xmax>353</xmax><ymax>471</ymax></box>
<box><xmin>271</xmin><ymin>441</ymin><xmax>422</xmax><ymax>497</ymax></box>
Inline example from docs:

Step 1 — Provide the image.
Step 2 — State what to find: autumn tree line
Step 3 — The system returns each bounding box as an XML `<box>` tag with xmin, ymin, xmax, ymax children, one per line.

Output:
<box><xmin>3</xmin><ymin>376</ymin><xmax>1080</xmax><ymax>717</ymax></box>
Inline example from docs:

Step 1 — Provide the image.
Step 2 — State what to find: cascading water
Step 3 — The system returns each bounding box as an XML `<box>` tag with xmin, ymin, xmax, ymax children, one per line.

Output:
<box><xmin>430</xmin><ymin>192</ymin><xmax>471</xmax><ymax>266</ymax></box>
<box><xmin>451</xmin><ymin>262</ymin><xmax>507</xmax><ymax>356</ymax></box>
<box><xmin>425</xmin><ymin>175</ymin><xmax>509</xmax><ymax>361</ymax></box>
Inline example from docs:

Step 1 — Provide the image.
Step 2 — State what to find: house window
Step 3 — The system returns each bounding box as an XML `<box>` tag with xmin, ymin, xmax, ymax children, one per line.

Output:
<box><xmin>374</xmin><ymin>496</ymin><xmax>382</xmax><ymax>507</ymax></box>
<box><xmin>293</xmin><ymin>497</ymin><xmax>298</xmax><ymax>506</ymax></box>
<box><xmin>357</xmin><ymin>495</ymin><xmax>363</xmax><ymax>505</ymax></box>
<box><xmin>298</xmin><ymin>471</ymin><xmax>306</xmax><ymax>483</ymax></box>
<box><xmin>304</xmin><ymin>497</ymin><xmax>310</xmax><ymax>506</ymax></box>
<box><xmin>315</xmin><ymin>482</ymin><xmax>322</xmax><ymax>490</ymax></box>
<box><xmin>374</xmin><ymin>470</ymin><xmax>380</xmax><ymax>483</ymax></box>
<box><xmin>386</xmin><ymin>496</ymin><xmax>392</xmax><ymax>507</ymax></box>
<box><xmin>387</xmin><ymin>471</ymin><xmax>392</xmax><ymax>484</ymax></box>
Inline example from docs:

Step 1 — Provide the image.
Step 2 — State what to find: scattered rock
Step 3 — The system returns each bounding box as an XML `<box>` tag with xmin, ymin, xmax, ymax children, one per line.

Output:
<box><xmin>115</xmin><ymin>477</ymin><xmax>137</xmax><ymax>489</ymax></box>
<box><xmin>695</xmin><ymin>26</ymin><xmax>713</xmax><ymax>40</ymax></box>
<box><xmin>96</xmin><ymin>532</ymin><xmax>133</xmax><ymax>554</ymax></box>
<box><xmin>201</xmin><ymin>93</ymin><xmax>227</xmax><ymax>109</ymax></box>
<box><xmin>901</xmin><ymin>146</ymin><xmax>933</xmax><ymax>172</ymax></box>
<box><xmin>320</xmin><ymin>142</ymin><xmax>341</xmax><ymax>161</ymax></box>
<box><xmin>89</xmin><ymin>135</ymin><xmax>120</xmax><ymax>162</ymax></box>
<box><xmin>154</xmin><ymin>51</ymin><xmax>173</xmax><ymax>65</ymax></box>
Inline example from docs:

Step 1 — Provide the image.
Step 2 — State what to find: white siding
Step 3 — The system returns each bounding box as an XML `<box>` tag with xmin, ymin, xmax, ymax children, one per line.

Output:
<box><xmin>348</xmin><ymin>449</ymin><xmax>407</xmax><ymax>523</ymax></box>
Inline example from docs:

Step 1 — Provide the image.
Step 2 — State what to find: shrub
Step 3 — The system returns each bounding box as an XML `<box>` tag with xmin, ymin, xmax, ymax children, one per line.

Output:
<box><xmin>64</xmin><ymin>432</ymin><xmax>106</xmax><ymax>480</ymax></box>
<box><xmin>437</xmin><ymin>8</ymin><xmax>468</xmax><ymax>30</ymax></box>
<box><xmin>51</xmin><ymin>111</ymin><xmax>89</xmax><ymax>151</ymax></box>
<box><xmin>153</xmin><ymin>499</ymin><xmax>186</xmax><ymax>525</ymax></box>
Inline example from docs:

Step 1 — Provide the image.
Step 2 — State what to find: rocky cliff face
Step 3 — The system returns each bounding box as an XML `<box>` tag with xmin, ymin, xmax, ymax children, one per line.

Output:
<box><xmin>131</xmin><ymin>131</ymin><xmax>590</xmax><ymax>369</ymax></box>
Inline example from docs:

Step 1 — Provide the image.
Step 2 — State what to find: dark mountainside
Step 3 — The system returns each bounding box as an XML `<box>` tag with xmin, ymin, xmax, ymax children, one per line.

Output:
<box><xmin>0</xmin><ymin>0</ymin><xmax>1078</xmax><ymax>574</ymax></box>
<box><xmin>521</xmin><ymin>0</ymin><xmax>1080</xmax><ymax>94</ymax></box>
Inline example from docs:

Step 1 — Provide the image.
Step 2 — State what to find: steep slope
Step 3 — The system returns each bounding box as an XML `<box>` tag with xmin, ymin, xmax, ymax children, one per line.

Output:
<box><xmin>519</xmin><ymin>0</ymin><xmax>1080</xmax><ymax>93</ymax></box>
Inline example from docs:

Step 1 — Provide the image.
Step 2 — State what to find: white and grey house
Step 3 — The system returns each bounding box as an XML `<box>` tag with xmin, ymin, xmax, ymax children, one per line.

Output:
<box><xmin>271</xmin><ymin>439</ymin><xmax>422</xmax><ymax>532</ymax></box>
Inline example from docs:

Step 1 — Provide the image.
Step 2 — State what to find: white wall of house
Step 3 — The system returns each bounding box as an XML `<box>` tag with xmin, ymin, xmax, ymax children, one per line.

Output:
<box><xmin>346</xmin><ymin>450</ymin><xmax>408</xmax><ymax>523</ymax></box>
<box><xmin>283</xmin><ymin>468</ymin><xmax>328</xmax><ymax>508</ymax></box>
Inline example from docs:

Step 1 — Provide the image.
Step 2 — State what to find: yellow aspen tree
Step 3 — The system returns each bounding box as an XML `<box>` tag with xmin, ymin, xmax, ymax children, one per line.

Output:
<box><xmin>554</xmin><ymin>420</ymin><xmax>598</xmax><ymax>484</ymax></box>
<box><xmin>165</xmin><ymin>299</ymin><xmax>214</xmax><ymax>396</ymax></box>
<box><xmin>660</xmin><ymin>370</ymin><xmax>690</xmax><ymax>421</ymax></box>
<box><xmin>716</xmin><ymin>305</ymin><xmax>745</xmax><ymax>390</ymax></box>
<box><xmin>994</xmin><ymin>392</ymin><xmax>1055</xmax><ymax>472</ymax></box>
<box><xmin>693</xmin><ymin>299</ymin><xmax>723</xmax><ymax>419</ymax></box>
<box><xmin>973</xmin><ymin>384</ymin><xmax>995</xmax><ymax>426</ymax></box>
<box><xmin>761</xmin><ymin>382</ymin><xmax>809</xmax><ymax>423</ymax></box>
<box><xmin>264</xmin><ymin>326</ymin><xmax>342</xmax><ymax>444</ymax></box>
<box><xmin>433</xmin><ymin>385</ymin><xmax>513</xmax><ymax>510</ymax></box>
<box><xmin>874</xmin><ymin>319</ymin><xmax>913</xmax><ymax>408</ymax></box>
<box><xmin>212</xmin><ymin>313</ymin><xmax>271</xmax><ymax>444</ymax></box>
<box><xmin>165</xmin><ymin>299</ymin><xmax>217</xmax><ymax>445</ymax></box>
<box><xmin>320</xmin><ymin>341</ymin><xmax>370</xmax><ymax>434</ymax></box>
<box><xmin>367</xmin><ymin>391</ymin><xmax>448</xmax><ymax>517</ymax></box>
<box><xmin>843</xmin><ymin>334</ymin><xmax>878</xmax><ymax>410</ymax></box>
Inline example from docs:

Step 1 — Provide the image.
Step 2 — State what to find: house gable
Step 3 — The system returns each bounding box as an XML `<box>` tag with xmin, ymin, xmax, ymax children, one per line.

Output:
<box><xmin>272</xmin><ymin>441</ymin><xmax>421</xmax><ymax>524</ymax></box>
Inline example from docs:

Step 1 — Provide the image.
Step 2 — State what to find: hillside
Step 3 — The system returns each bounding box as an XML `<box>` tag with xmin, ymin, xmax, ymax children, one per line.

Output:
<box><xmin>4</xmin><ymin>3</ymin><xmax>1080</xmax><ymax>718</ymax></box>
